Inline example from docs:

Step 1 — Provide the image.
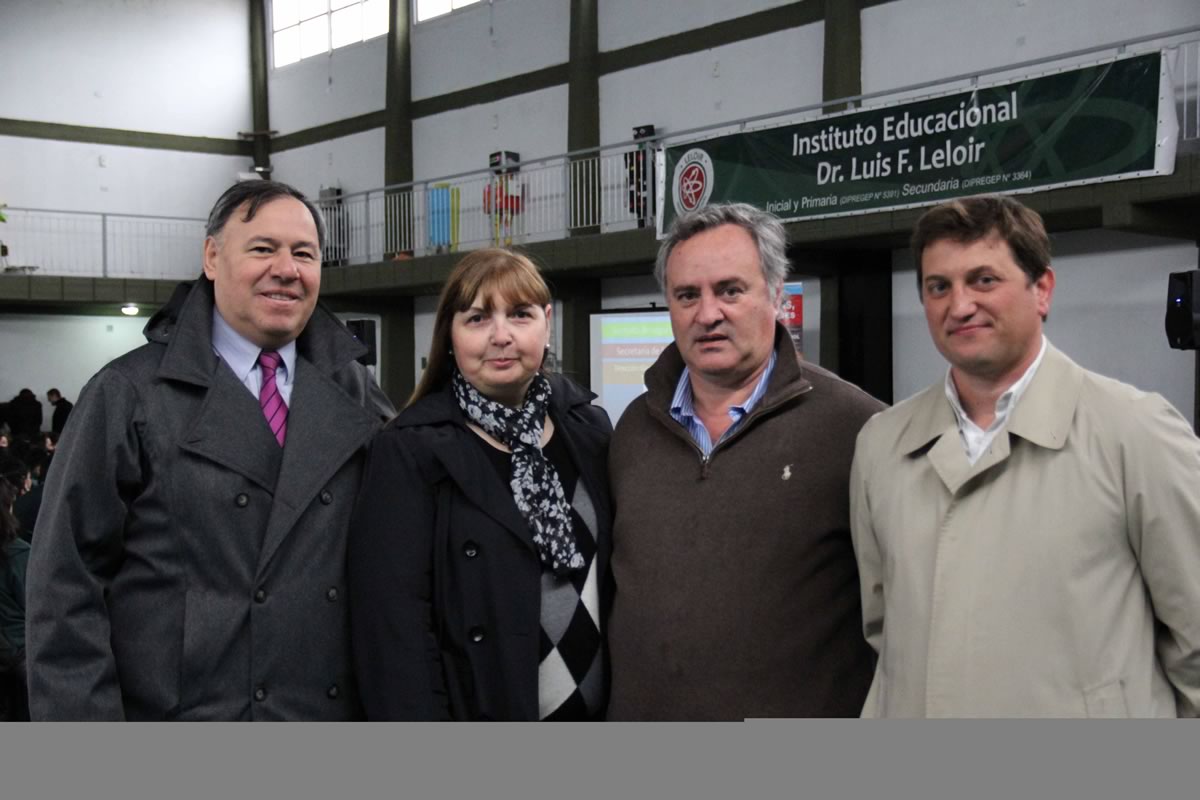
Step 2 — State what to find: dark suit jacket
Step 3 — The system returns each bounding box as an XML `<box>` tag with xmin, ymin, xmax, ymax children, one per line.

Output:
<box><xmin>349</xmin><ymin>375</ymin><xmax>613</xmax><ymax>720</ymax></box>
<box><xmin>26</xmin><ymin>279</ymin><xmax>395</xmax><ymax>720</ymax></box>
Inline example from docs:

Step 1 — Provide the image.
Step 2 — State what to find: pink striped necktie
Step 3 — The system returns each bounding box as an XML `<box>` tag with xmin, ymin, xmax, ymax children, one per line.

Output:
<box><xmin>258</xmin><ymin>350</ymin><xmax>288</xmax><ymax>447</ymax></box>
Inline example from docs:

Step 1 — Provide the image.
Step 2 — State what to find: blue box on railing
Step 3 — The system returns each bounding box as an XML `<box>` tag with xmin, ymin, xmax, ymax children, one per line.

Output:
<box><xmin>428</xmin><ymin>184</ymin><xmax>460</xmax><ymax>252</ymax></box>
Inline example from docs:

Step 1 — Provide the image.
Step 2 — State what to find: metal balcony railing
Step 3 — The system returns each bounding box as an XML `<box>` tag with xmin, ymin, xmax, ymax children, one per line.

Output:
<box><xmin>0</xmin><ymin>208</ymin><xmax>205</xmax><ymax>279</ymax></box>
<box><xmin>2</xmin><ymin>26</ymin><xmax>1198</xmax><ymax>280</ymax></box>
<box><xmin>316</xmin><ymin>147</ymin><xmax>655</xmax><ymax>265</ymax></box>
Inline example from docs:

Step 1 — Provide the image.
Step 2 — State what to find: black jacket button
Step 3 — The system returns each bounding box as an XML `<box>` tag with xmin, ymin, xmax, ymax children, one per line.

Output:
<box><xmin>320</xmin><ymin>490</ymin><xmax>333</xmax><ymax>505</ymax></box>
<box><xmin>235</xmin><ymin>493</ymin><xmax>249</xmax><ymax>508</ymax></box>
<box><xmin>463</xmin><ymin>541</ymin><xmax>479</xmax><ymax>558</ymax></box>
<box><xmin>326</xmin><ymin>587</ymin><xmax>339</xmax><ymax>602</ymax></box>
<box><xmin>327</xmin><ymin>684</ymin><xmax>339</xmax><ymax>699</ymax></box>
<box><xmin>254</xmin><ymin>686</ymin><xmax>267</xmax><ymax>702</ymax></box>
<box><xmin>254</xmin><ymin>588</ymin><xmax>266</xmax><ymax>603</ymax></box>
<box><xmin>468</xmin><ymin>625</ymin><xmax>485</xmax><ymax>643</ymax></box>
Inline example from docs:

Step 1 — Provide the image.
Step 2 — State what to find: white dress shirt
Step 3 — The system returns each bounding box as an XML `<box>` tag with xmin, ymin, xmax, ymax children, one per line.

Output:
<box><xmin>944</xmin><ymin>336</ymin><xmax>1047</xmax><ymax>465</ymax></box>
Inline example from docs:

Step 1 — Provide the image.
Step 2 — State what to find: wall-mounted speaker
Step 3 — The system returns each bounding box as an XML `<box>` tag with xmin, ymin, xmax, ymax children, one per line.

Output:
<box><xmin>345</xmin><ymin>319</ymin><xmax>377</xmax><ymax>366</ymax></box>
<box><xmin>1166</xmin><ymin>270</ymin><xmax>1200</xmax><ymax>350</ymax></box>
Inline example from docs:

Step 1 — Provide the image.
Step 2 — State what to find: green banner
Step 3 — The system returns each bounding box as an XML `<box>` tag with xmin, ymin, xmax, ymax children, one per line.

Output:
<box><xmin>660</xmin><ymin>52</ymin><xmax>1175</xmax><ymax>233</ymax></box>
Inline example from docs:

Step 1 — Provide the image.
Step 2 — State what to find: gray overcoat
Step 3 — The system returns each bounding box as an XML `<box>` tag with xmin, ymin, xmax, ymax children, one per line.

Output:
<box><xmin>26</xmin><ymin>279</ymin><xmax>395</xmax><ymax>720</ymax></box>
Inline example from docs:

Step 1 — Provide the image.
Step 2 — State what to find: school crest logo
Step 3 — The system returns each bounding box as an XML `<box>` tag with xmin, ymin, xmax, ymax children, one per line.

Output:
<box><xmin>672</xmin><ymin>148</ymin><xmax>714</xmax><ymax>215</ymax></box>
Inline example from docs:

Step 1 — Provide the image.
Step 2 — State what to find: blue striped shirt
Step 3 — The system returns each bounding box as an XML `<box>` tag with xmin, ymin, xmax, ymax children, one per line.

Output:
<box><xmin>669</xmin><ymin>351</ymin><xmax>777</xmax><ymax>459</ymax></box>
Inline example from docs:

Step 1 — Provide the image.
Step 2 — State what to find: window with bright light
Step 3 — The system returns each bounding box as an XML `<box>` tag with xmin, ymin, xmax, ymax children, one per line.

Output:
<box><xmin>271</xmin><ymin>0</ymin><xmax>389</xmax><ymax>69</ymax></box>
<box><xmin>415</xmin><ymin>0</ymin><xmax>482</xmax><ymax>24</ymax></box>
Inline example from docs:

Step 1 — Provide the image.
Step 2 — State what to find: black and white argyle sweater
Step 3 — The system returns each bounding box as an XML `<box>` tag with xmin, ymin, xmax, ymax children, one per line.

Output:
<box><xmin>477</xmin><ymin>431</ymin><xmax>604</xmax><ymax>720</ymax></box>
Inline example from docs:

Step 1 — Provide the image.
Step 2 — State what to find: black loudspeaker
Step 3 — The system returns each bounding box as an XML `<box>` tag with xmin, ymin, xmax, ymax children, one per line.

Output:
<box><xmin>345</xmin><ymin>319</ymin><xmax>377</xmax><ymax>366</ymax></box>
<box><xmin>1166</xmin><ymin>270</ymin><xmax>1200</xmax><ymax>350</ymax></box>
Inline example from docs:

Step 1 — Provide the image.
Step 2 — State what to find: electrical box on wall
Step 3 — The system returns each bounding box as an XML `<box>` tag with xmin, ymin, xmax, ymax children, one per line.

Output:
<box><xmin>489</xmin><ymin>151</ymin><xmax>520</xmax><ymax>174</ymax></box>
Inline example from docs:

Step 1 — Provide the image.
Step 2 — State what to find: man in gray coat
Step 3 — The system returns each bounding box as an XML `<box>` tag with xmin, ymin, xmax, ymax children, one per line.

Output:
<box><xmin>26</xmin><ymin>180</ymin><xmax>395</xmax><ymax>720</ymax></box>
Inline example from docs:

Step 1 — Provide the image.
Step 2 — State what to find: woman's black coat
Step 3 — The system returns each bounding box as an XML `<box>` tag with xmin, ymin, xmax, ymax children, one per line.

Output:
<box><xmin>348</xmin><ymin>374</ymin><xmax>613</xmax><ymax>720</ymax></box>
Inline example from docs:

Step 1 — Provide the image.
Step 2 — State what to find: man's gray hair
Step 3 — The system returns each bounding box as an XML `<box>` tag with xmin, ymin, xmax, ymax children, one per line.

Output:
<box><xmin>654</xmin><ymin>202</ymin><xmax>791</xmax><ymax>293</ymax></box>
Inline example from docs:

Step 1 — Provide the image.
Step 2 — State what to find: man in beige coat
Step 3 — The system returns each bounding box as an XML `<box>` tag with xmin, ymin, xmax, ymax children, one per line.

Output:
<box><xmin>850</xmin><ymin>194</ymin><xmax>1200</xmax><ymax>717</ymax></box>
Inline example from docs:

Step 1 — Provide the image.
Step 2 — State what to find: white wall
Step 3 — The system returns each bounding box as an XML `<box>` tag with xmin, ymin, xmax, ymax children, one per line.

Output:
<box><xmin>271</xmin><ymin>129</ymin><xmax>386</xmax><ymax>199</ymax></box>
<box><xmin>598</xmin><ymin>0</ymin><xmax>798</xmax><ymax>51</ymax></box>
<box><xmin>412</xmin><ymin>0</ymin><xmax>569</xmax><ymax>100</ymax></box>
<box><xmin>0</xmin><ymin>0</ymin><xmax>254</xmax><ymax>219</ymax></box>
<box><xmin>862</xmin><ymin>0</ymin><xmax>1200</xmax><ymax>95</ymax></box>
<box><xmin>0</xmin><ymin>314</ymin><xmax>149</xmax><ymax>409</ymax></box>
<box><xmin>412</xmin><ymin>85</ymin><xmax>569</xmax><ymax>180</ymax></box>
<box><xmin>268</xmin><ymin>37</ymin><xmax>387</xmax><ymax>135</ymax></box>
<box><xmin>0</xmin><ymin>0</ymin><xmax>251</xmax><ymax>138</ymax></box>
<box><xmin>0</xmin><ymin>136</ymin><xmax>252</xmax><ymax>218</ymax></box>
<box><xmin>598</xmin><ymin>24</ymin><xmax>825</xmax><ymax>145</ymax></box>
<box><xmin>891</xmin><ymin>230</ymin><xmax>1197</xmax><ymax>419</ymax></box>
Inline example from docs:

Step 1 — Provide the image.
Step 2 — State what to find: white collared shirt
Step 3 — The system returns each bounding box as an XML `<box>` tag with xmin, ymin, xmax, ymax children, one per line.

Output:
<box><xmin>944</xmin><ymin>336</ymin><xmax>1047</xmax><ymax>465</ymax></box>
<box><xmin>211</xmin><ymin>309</ymin><xmax>297</xmax><ymax>406</ymax></box>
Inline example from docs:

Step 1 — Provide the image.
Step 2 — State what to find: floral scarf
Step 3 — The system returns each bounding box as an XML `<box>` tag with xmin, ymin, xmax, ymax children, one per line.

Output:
<box><xmin>452</xmin><ymin>368</ymin><xmax>584</xmax><ymax>575</ymax></box>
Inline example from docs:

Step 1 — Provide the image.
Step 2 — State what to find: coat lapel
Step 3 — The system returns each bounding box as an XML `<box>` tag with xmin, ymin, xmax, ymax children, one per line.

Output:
<box><xmin>915</xmin><ymin>343</ymin><xmax>1081</xmax><ymax>496</ymax></box>
<box><xmin>1006</xmin><ymin>344</ymin><xmax>1081</xmax><ymax>451</ymax></box>
<box><xmin>398</xmin><ymin>385</ymin><xmax>538</xmax><ymax>551</ymax></box>
<box><xmin>179</xmin><ymin>361</ymin><xmax>283</xmax><ymax>492</ymax></box>
<box><xmin>156</xmin><ymin>280</ymin><xmax>282</xmax><ymax>491</ymax></box>
<box><xmin>439</xmin><ymin>436</ymin><xmax>537</xmax><ymax>552</ymax></box>
<box><xmin>255</xmin><ymin>356</ymin><xmax>383</xmax><ymax>573</ymax></box>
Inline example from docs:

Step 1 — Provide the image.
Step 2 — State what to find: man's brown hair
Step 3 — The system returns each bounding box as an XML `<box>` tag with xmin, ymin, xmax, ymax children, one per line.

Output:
<box><xmin>911</xmin><ymin>194</ymin><xmax>1051</xmax><ymax>294</ymax></box>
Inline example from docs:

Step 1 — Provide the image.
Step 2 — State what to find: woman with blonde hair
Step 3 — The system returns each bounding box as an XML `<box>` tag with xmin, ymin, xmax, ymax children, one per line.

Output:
<box><xmin>349</xmin><ymin>248</ymin><xmax>613</xmax><ymax>720</ymax></box>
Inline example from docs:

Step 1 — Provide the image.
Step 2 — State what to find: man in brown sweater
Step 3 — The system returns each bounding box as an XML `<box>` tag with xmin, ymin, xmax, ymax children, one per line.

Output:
<box><xmin>606</xmin><ymin>203</ymin><xmax>883</xmax><ymax>719</ymax></box>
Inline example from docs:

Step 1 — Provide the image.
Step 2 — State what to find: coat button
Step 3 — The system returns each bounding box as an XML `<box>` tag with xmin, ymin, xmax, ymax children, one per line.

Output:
<box><xmin>254</xmin><ymin>686</ymin><xmax>267</xmax><ymax>702</ymax></box>
<box><xmin>320</xmin><ymin>490</ymin><xmax>333</xmax><ymax>505</ymax></box>
<box><xmin>327</xmin><ymin>684</ymin><xmax>339</xmax><ymax>699</ymax></box>
<box><xmin>235</xmin><ymin>493</ymin><xmax>249</xmax><ymax>508</ymax></box>
<box><xmin>326</xmin><ymin>587</ymin><xmax>339</xmax><ymax>602</ymax></box>
<box><xmin>254</xmin><ymin>588</ymin><xmax>267</xmax><ymax>603</ymax></box>
<box><xmin>468</xmin><ymin>625</ymin><xmax>486</xmax><ymax>643</ymax></box>
<box><xmin>463</xmin><ymin>540</ymin><xmax>479</xmax><ymax>558</ymax></box>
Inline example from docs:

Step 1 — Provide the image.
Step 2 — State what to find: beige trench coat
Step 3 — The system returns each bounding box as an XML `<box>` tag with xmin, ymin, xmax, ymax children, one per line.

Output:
<box><xmin>850</xmin><ymin>344</ymin><xmax>1200</xmax><ymax>717</ymax></box>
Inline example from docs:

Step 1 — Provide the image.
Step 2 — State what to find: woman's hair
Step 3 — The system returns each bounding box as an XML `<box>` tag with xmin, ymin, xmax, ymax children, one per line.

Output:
<box><xmin>409</xmin><ymin>248</ymin><xmax>552</xmax><ymax>408</ymax></box>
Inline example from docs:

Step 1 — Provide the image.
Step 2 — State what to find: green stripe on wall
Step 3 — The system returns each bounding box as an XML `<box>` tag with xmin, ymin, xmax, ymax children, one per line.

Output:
<box><xmin>270</xmin><ymin>110</ymin><xmax>388</xmax><ymax>153</ymax></box>
<box><xmin>597</xmin><ymin>2</ymin><xmax>824</xmax><ymax>75</ymax></box>
<box><xmin>410</xmin><ymin>64</ymin><xmax>570</xmax><ymax>119</ymax></box>
<box><xmin>0</xmin><ymin>117</ymin><xmax>251</xmax><ymax>156</ymax></box>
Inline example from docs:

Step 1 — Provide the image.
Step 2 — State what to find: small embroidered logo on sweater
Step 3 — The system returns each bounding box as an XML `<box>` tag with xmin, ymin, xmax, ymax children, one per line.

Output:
<box><xmin>781</xmin><ymin>464</ymin><xmax>792</xmax><ymax>480</ymax></box>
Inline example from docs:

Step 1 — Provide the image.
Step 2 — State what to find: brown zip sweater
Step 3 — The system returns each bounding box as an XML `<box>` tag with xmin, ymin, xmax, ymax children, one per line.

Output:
<box><xmin>606</xmin><ymin>325</ymin><xmax>884</xmax><ymax>719</ymax></box>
